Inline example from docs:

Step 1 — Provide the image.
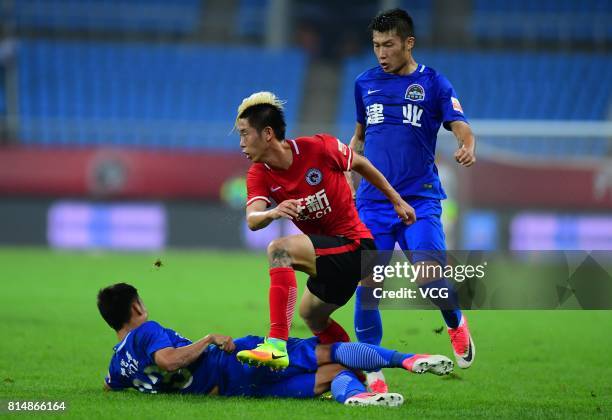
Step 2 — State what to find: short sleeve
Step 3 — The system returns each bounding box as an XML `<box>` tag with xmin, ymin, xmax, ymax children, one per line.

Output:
<box><xmin>137</xmin><ymin>321</ymin><xmax>174</xmax><ymax>360</ymax></box>
<box><xmin>437</xmin><ymin>74</ymin><xmax>468</xmax><ymax>131</ymax></box>
<box><xmin>355</xmin><ymin>80</ymin><xmax>366</xmax><ymax>125</ymax></box>
<box><xmin>246</xmin><ymin>165</ymin><xmax>271</xmax><ymax>207</ymax></box>
<box><xmin>321</xmin><ymin>134</ymin><xmax>353</xmax><ymax>172</ymax></box>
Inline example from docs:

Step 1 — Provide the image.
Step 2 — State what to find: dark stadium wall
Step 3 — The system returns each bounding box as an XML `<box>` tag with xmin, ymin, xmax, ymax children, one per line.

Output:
<box><xmin>459</xmin><ymin>159</ymin><xmax>612</xmax><ymax>210</ymax></box>
<box><xmin>0</xmin><ymin>146</ymin><xmax>250</xmax><ymax>199</ymax></box>
<box><xmin>1</xmin><ymin>146</ymin><xmax>610</xmax><ymax>211</ymax></box>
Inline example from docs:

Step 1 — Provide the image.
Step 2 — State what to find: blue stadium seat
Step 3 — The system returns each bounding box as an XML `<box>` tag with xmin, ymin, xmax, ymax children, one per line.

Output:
<box><xmin>18</xmin><ymin>41</ymin><xmax>307</xmax><ymax>149</ymax></box>
<box><xmin>0</xmin><ymin>83</ymin><xmax>4</xmax><ymax>115</ymax></box>
<box><xmin>471</xmin><ymin>0</ymin><xmax>611</xmax><ymax>42</ymax></box>
<box><xmin>337</xmin><ymin>51</ymin><xmax>611</xmax><ymax>157</ymax></box>
<box><xmin>236</xmin><ymin>0</ymin><xmax>268</xmax><ymax>38</ymax></box>
<box><xmin>8</xmin><ymin>0</ymin><xmax>202</xmax><ymax>34</ymax></box>
<box><xmin>399</xmin><ymin>0</ymin><xmax>433</xmax><ymax>39</ymax></box>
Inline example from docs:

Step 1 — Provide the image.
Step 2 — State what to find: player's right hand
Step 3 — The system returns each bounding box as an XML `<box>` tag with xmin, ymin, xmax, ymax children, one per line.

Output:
<box><xmin>393</xmin><ymin>199</ymin><xmax>416</xmax><ymax>225</ymax></box>
<box><xmin>454</xmin><ymin>145</ymin><xmax>476</xmax><ymax>167</ymax></box>
<box><xmin>270</xmin><ymin>199</ymin><xmax>301</xmax><ymax>220</ymax></box>
<box><xmin>209</xmin><ymin>334</ymin><xmax>235</xmax><ymax>353</ymax></box>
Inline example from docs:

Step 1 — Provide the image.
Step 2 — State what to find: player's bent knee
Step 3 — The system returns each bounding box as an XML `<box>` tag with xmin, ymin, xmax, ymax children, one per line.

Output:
<box><xmin>267</xmin><ymin>238</ymin><xmax>293</xmax><ymax>267</ymax></box>
<box><xmin>267</xmin><ymin>237</ymin><xmax>288</xmax><ymax>255</ymax></box>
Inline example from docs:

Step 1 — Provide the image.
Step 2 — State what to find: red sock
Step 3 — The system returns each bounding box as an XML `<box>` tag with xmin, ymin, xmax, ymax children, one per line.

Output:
<box><xmin>314</xmin><ymin>318</ymin><xmax>350</xmax><ymax>344</ymax></box>
<box><xmin>268</xmin><ymin>267</ymin><xmax>297</xmax><ymax>341</ymax></box>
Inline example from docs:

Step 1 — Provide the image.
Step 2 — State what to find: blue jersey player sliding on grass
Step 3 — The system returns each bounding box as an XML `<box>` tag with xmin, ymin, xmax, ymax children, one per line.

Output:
<box><xmin>98</xmin><ymin>283</ymin><xmax>453</xmax><ymax>407</ymax></box>
<box><xmin>348</xmin><ymin>8</ymin><xmax>477</xmax><ymax>393</ymax></box>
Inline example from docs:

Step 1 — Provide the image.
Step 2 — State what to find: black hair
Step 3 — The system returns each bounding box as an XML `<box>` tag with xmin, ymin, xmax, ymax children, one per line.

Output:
<box><xmin>238</xmin><ymin>103</ymin><xmax>286</xmax><ymax>140</ymax></box>
<box><xmin>369</xmin><ymin>8</ymin><xmax>415</xmax><ymax>40</ymax></box>
<box><xmin>97</xmin><ymin>283</ymin><xmax>139</xmax><ymax>331</ymax></box>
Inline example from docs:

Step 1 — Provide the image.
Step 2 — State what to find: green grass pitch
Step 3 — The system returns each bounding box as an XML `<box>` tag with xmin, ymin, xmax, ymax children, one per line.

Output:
<box><xmin>1</xmin><ymin>248</ymin><xmax>611</xmax><ymax>419</ymax></box>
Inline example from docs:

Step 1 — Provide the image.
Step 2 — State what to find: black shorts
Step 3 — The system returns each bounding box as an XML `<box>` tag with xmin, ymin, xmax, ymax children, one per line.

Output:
<box><xmin>306</xmin><ymin>235</ymin><xmax>377</xmax><ymax>306</ymax></box>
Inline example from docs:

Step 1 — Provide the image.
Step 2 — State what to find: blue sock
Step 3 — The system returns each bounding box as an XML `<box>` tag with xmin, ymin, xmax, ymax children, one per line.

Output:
<box><xmin>354</xmin><ymin>286</ymin><xmax>383</xmax><ymax>346</ymax></box>
<box><xmin>331</xmin><ymin>370</ymin><xmax>366</xmax><ymax>403</ymax></box>
<box><xmin>331</xmin><ymin>342</ymin><xmax>414</xmax><ymax>371</ymax></box>
<box><xmin>419</xmin><ymin>278</ymin><xmax>462</xmax><ymax>329</ymax></box>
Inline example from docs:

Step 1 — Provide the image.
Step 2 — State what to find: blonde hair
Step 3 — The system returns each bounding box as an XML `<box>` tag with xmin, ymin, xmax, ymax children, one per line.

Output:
<box><xmin>235</xmin><ymin>91</ymin><xmax>286</xmax><ymax>126</ymax></box>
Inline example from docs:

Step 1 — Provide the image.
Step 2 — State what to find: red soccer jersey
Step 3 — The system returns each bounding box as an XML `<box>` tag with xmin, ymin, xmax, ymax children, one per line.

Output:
<box><xmin>246</xmin><ymin>134</ymin><xmax>373</xmax><ymax>240</ymax></box>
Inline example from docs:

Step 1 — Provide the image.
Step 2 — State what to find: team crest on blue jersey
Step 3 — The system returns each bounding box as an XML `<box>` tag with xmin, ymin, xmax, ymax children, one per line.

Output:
<box><xmin>305</xmin><ymin>168</ymin><xmax>323</xmax><ymax>186</ymax></box>
<box><xmin>405</xmin><ymin>84</ymin><xmax>425</xmax><ymax>101</ymax></box>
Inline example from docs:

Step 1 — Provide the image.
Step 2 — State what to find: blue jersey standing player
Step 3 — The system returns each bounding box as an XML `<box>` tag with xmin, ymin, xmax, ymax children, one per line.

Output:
<box><xmin>348</xmin><ymin>9</ymin><xmax>477</xmax><ymax>392</ymax></box>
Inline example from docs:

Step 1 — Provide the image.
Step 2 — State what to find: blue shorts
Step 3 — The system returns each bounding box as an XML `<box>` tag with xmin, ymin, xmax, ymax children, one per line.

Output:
<box><xmin>219</xmin><ymin>336</ymin><xmax>319</xmax><ymax>398</ymax></box>
<box><xmin>357</xmin><ymin>197</ymin><xmax>446</xmax><ymax>265</ymax></box>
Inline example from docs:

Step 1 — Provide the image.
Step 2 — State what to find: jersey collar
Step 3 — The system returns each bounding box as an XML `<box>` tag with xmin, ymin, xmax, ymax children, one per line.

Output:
<box><xmin>113</xmin><ymin>331</ymin><xmax>131</xmax><ymax>353</ymax></box>
<box><xmin>264</xmin><ymin>139</ymin><xmax>299</xmax><ymax>171</ymax></box>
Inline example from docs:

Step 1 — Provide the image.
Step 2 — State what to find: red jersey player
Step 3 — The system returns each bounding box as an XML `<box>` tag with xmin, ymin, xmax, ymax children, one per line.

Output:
<box><xmin>234</xmin><ymin>92</ymin><xmax>415</xmax><ymax>369</ymax></box>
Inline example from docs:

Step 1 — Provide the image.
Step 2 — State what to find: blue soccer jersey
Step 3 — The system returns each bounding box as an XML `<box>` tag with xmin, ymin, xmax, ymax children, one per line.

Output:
<box><xmin>354</xmin><ymin>64</ymin><xmax>467</xmax><ymax>201</ymax></box>
<box><xmin>105</xmin><ymin>322</ymin><xmax>319</xmax><ymax>397</ymax></box>
<box><xmin>105</xmin><ymin>321</ymin><xmax>222</xmax><ymax>394</ymax></box>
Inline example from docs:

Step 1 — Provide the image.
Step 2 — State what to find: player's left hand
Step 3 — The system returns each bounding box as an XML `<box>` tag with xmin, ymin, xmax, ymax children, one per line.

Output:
<box><xmin>209</xmin><ymin>334</ymin><xmax>235</xmax><ymax>353</ymax></box>
<box><xmin>454</xmin><ymin>146</ymin><xmax>476</xmax><ymax>167</ymax></box>
<box><xmin>393</xmin><ymin>199</ymin><xmax>416</xmax><ymax>225</ymax></box>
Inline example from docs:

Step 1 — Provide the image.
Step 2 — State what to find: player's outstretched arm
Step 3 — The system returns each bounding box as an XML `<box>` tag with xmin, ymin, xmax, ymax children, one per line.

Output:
<box><xmin>154</xmin><ymin>334</ymin><xmax>234</xmax><ymax>372</ymax></box>
<box><xmin>450</xmin><ymin>120</ymin><xmax>476</xmax><ymax>167</ymax></box>
<box><xmin>351</xmin><ymin>154</ymin><xmax>416</xmax><ymax>225</ymax></box>
<box><xmin>246</xmin><ymin>199</ymin><xmax>301</xmax><ymax>231</ymax></box>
